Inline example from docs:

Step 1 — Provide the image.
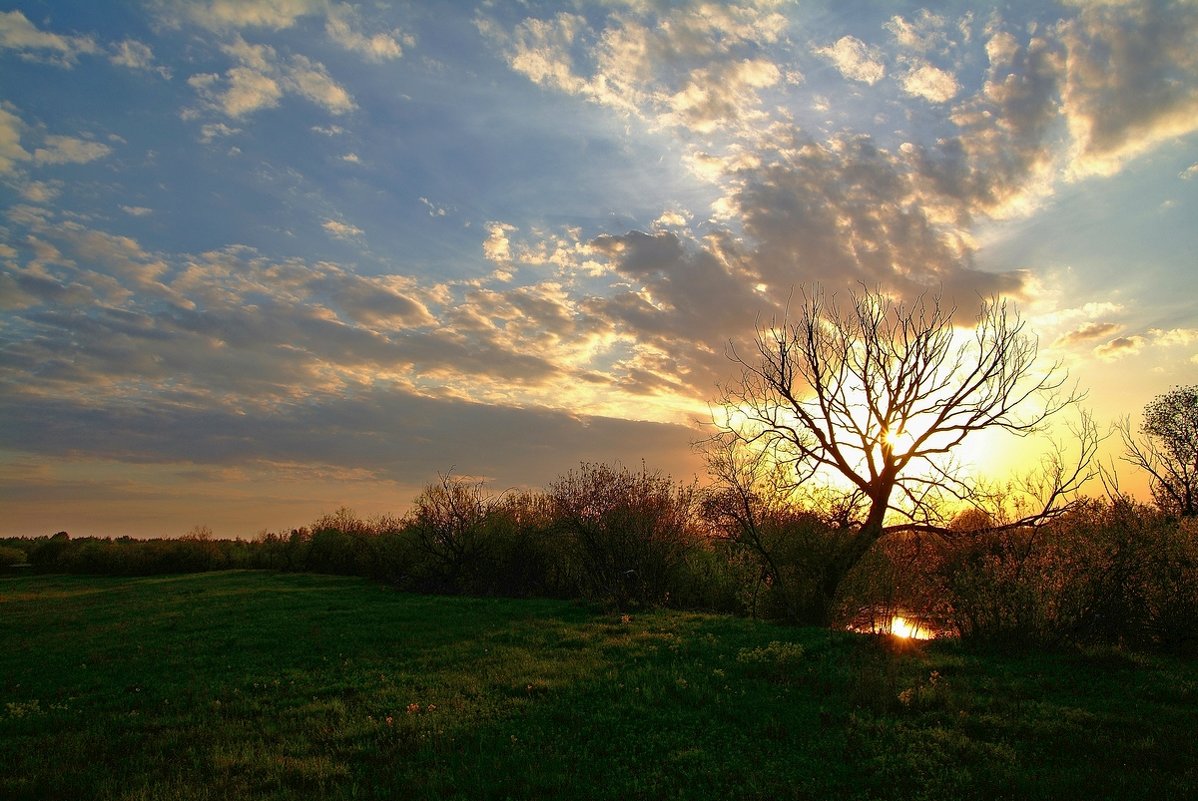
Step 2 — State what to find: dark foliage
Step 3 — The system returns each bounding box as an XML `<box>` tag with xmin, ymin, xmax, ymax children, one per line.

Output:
<box><xmin>9</xmin><ymin>462</ymin><xmax>1198</xmax><ymax>652</ymax></box>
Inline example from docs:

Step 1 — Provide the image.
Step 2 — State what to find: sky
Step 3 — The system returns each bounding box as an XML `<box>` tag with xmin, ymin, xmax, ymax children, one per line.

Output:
<box><xmin>1</xmin><ymin>0</ymin><xmax>1196</xmax><ymax>538</ymax></box>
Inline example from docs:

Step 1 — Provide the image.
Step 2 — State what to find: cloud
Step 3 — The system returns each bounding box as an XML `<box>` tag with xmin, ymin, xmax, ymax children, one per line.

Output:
<box><xmin>1181</xmin><ymin>162</ymin><xmax>1198</xmax><ymax>180</ymax></box>
<box><xmin>1095</xmin><ymin>335</ymin><xmax>1146</xmax><ymax>360</ymax></box>
<box><xmin>732</xmin><ymin>130</ymin><xmax>1030</xmax><ymax>305</ymax></box>
<box><xmin>1056</xmin><ymin>321</ymin><xmax>1120</xmax><ymax>346</ymax></box>
<box><xmin>482</xmin><ymin>222</ymin><xmax>517</xmax><ymax>264</ymax></box>
<box><xmin>285</xmin><ymin>54</ymin><xmax>355</xmax><ymax>113</ymax></box>
<box><xmin>660</xmin><ymin>58</ymin><xmax>781</xmax><ymax>133</ymax></box>
<box><xmin>0</xmin><ymin>106</ymin><xmax>31</xmax><ymax>174</ymax></box>
<box><xmin>1148</xmin><ymin>327</ymin><xmax>1198</xmax><ymax>347</ymax></box>
<box><xmin>0</xmin><ymin>382</ymin><xmax>698</xmax><ymax>490</ymax></box>
<box><xmin>161</xmin><ymin>0</ymin><xmax>409</xmax><ymax>63</ymax></box>
<box><xmin>190</xmin><ymin>68</ymin><xmax>281</xmax><ymax>117</ymax></box>
<box><xmin>109</xmin><ymin>39</ymin><xmax>171</xmax><ymax>78</ymax></box>
<box><xmin>899</xmin><ymin>60</ymin><xmax>959</xmax><ymax>103</ymax></box>
<box><xmin>20</xmin><ymin>180</ymin><xmax>62</xmax><ymax>203</ymax></box>
<box><xmin>885</xmin><ymin>11</ymin><xmax>953</xmax><ymax>53</ymax></box>
<box><xmin>121</xmin><ymin>205</ymin><xmax>154</xmax><ymax>217</ymax></box>
<box><xmin>324</xmin><ymin>3</ymin><xmax>408</xmax><ymax>62</ymax></box>
<box><xmin>165</xmin><ymin>0</ymin><xmax>324</xmax><ymax>32</ymax></box>
<box><xmin>32</xmin><ymin>135</ymin><xmax>113</xmax><ymax>166</ymax></box>
<box><xmin>908</xmin><ymin>30</ymin><xmax>1064</xmax><ymax>219</ymax></box>
<box><xmin>188</xmin><ymin>37</ymin><xmax>354</xmax><ymax>118</ymax></box>
<box><xmin>0</xmin><ymin>9</ymin><xmax>99</xmax><ymax>67</ymax></box>
<box><xmin>816</xmin><ymin>36</ymin><xmax>886</xmax><ymax>85</ymax></box>
<box><xmin>322</xmin><ymin>219</ymin><xmax>364</xmax><ymax>240</ymax></box>
<box><xmin>485</xmin><ymin>3</ymin><xmax>788</xmax><ymax>133</ymax></box>
<box><xmin>199</xmin><ymin>122</ymin><xmax>241</xmax><ymax>143</ymax></box>
<box><xmin>1060</xmin><ymin>1</ymin><xmax>1198</xmax><ymax>177</ymax></box>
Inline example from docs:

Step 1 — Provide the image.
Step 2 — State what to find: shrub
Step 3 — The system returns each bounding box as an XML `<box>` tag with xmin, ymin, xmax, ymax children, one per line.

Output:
<box><xmin>402</xmin><ymin>476</ymin><xmax>496</xmax><ymax>593</ymax></box>
<box><xmin>0</xmin><ymin>544</ymin><xmax>27</xmax><ymax>567</ymax></box>
<box><xmin>549</xmin><ymin>462</ymin><xmax>700</xmax><ymax>608</ymax></box>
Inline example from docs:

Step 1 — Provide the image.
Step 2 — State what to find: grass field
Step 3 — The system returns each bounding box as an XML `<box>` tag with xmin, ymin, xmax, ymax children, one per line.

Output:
<box><xmin>2</xmin><ymin>571</ymin><xmax>1196</xmax><ymax>800</ymax></box>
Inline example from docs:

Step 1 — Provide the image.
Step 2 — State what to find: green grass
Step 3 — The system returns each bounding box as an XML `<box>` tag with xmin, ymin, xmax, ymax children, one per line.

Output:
<box><xmin>2</xmin><ymin>571</ymin><xmax>1196</xmax><ymax>800</ymax></box>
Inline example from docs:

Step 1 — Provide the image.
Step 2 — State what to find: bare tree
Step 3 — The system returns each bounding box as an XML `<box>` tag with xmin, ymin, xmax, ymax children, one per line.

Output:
<box><xmin>704</xmin><ymin>285</ymin><xmax>1092</xmax><ymax>624</ymax></box>
<box><xmin>1118</xmin><ymin>385</ymin><xmax>1198</xmax><ymax>517</ymax></box>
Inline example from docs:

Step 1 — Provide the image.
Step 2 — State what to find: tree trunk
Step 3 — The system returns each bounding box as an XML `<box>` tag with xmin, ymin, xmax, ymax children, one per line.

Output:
<box><xmin>814</xmin><ymin>491</ymin><xmax>891</xmax><ymax>626</ymax></box>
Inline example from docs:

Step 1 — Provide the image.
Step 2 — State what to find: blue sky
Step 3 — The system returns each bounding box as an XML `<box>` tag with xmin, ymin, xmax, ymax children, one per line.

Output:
<box><xmin>2</xmin><ymin>0</ymin><xmax>1197</xmax><ymax>536</ymax></box>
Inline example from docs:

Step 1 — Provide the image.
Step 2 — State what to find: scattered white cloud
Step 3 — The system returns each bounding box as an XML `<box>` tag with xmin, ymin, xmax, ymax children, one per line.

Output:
<box><xmin>653</xmin><ymin>210</ymin><xmax>689</xmax><ymax>229</ymax></box>
<box><xmin>340</xmin><ymin>152</ymin><xmax>360</xmax><ymax>163</ymax></box>
<box><xmin>199</xmin><ymin>122</ymin><xmax>240</xmax><ymax>142</ymax></box>
<box><xmin>161</xmin><ymin>0</ymin><xmax>408</xmax><ymax>63</ymax></box>
<box><xmin>0</xmin><ymin>105</ymin><xmax>30</xmax><ymax>174</ymax></box>
<box><xmin>121</xmin><ymin>205</ymin><xmax>154</xmax><ymax>217</ymax></box>
<box><xmin>1094</xmin><ymin>327</ymin><xmax>1198</xmax><ymax>361</ymax></box>
<box><xmin>20</xmin><ymin>180</ymin><xmax>62</xmax><ymax>203</ymax></box>
<box><xmin>419</xmin><ymin>197</ymin><xmax>448</xmax><ymax>217</ymax></box>
<box><xmin>899</xmin><ymin>60</ymin><xmax>959</xmax><ymax>103</ymax></box>
<box><xmin>32</xmin><ymin>135</ymin><xmax>113</xmax><ymax>166</ymax></box>
<box><xmin>190</xmin><ymin>67</ymin><xmax>275</xmax><ymax>117</ymax></box>
<box><xmin>285</xmin><ymin>54</ymin><xmax>355</xmax><ymax>114</ymax></box>
<box><xmin>322</xmin><ymin>219</ymin><xmax>364</xmax><ymax>240</ymax></box>
<box><xmin>1181</xmin><ymin>162</ymin><xmax>1198</xmax><ymax>180</ymax></box>
<box><xmin>110</xmin><ymin>39</ymin><xmax>170</xmax><ymax>78</ymax></box>
<box><xmin>0</xmin><ymin>9</ymin><xmax>99</xmax><ymax>67</ymax></box>
<box><xmin>325</xmin><ymin>3</ymin><xmax>408</xmax><ymax>62</ymax></box>
<box><xmin>483</xmin><ymin>222</ymin><xmax>517</xmax><ymax>264</ymax></box>
<box><xmin>187</xmin><ymin>36</ymin><xmax>354</xmax><ymax>118</ymax></box>
<box><xmin>816</xmin><ymin>36</ymin><xmax>886</xmax><ymax>85</ymax></box>
<box><xmin>165</xmin><ymin>0</ymin><xmax>324</xmax><ymax>32</ymax></box>
<box><xmin>985</xmin><ymin>30</ymin><xmax>1019</xmax><ymax>68</ymax></box>
<box><xmin>1148</xmin><ymin>327</ymin><xmax>1198</xmax><ymax>347</ymax></box>
<box><xmin>487</xmin><ymin>3</ymin><xmax>788</xmax><ymax>133</ymax></box>
<box><xmin>884</xmin><ymin>11</ymin><xmax>952</xmax><ymax>53</ymax></box>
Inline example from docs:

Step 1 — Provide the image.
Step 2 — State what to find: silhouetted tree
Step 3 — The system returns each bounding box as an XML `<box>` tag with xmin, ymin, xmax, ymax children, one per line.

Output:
<box><xmin>1119</xmin><ymin>385</ymin><xmax>1198</xmax><ymax>517</ymax></box>
<box><xmin>705</xmin><ymin>285</ymin><xmax>1092</xmax><ymax>625</ymax></box>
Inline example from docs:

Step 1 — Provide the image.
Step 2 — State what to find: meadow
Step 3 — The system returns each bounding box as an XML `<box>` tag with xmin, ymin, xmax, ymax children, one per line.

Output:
<box><xmin>2</xmin><ymin>570</ymin><xmax>1196</xmax><ymax>800</ymax></box>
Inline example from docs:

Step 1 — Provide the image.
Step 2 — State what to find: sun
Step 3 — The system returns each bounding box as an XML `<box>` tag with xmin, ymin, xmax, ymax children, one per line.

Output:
<box><xmin>889</xmin><ymin>615</ymin><xmax>934</xmax><ymax>640</ymax></box>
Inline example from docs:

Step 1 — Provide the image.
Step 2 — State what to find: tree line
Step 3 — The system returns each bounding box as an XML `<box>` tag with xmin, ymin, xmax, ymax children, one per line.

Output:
<box><xmin>3</xmin><ymin>287</ymin><xmax>1195</xmax><ymax>651</ymax></box>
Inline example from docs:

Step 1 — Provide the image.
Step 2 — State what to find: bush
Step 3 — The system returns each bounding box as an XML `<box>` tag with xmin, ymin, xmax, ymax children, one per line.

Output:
<box><xmin>550</xmin><ymin>462</ymin><xmax>700</xmax><ymax>608</ymax></box>
<box><xmin>935</xmin><ymin>499</ymin><xmax>1198</xmax><ymax>649</ymax></box>
<box><xmin>0</xmin><ymin>544</ymin><xmax>27</xmax><ymax>567</ymax></box>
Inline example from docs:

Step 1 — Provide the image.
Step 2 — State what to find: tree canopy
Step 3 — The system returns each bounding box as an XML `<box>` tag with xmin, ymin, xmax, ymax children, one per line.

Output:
<box><xmin>1120</xmin><ymin>385</ymin><xmax>1198</xmax><ymax>517</ymax></box>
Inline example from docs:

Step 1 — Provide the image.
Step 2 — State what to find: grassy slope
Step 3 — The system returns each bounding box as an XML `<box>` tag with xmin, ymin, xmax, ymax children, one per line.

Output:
<box><xmin>1</xmin><ymin>571</ymin><xmax>1195</xmax><ymax>800</ymax></box>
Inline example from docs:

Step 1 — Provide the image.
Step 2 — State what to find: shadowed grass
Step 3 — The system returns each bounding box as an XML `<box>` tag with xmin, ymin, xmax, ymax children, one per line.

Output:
<box><xmin>2</xmin><ymin>571</ymin><xmax>1196</xmax><ymax>800</ymax></box>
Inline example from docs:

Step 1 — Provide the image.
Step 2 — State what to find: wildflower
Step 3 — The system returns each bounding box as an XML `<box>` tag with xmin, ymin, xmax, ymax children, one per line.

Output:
<box><xmin>385</xmin><ymin>715</ymin><xmax>394</xmax><ymax>726</ymax></box>
<box><xmin>427</xmin><ymin>704</ymin><xmax>437</xmax><ymax>713</ymax></box>
<box><xmin>406</xmin><ymin>703</ymin><xmax>420</xmax><ymax>714</ymax></box>
<box><xmin>620</xmin><ymin>614</ymin><xmax>632</xmax><ymax>624</ymax></box>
